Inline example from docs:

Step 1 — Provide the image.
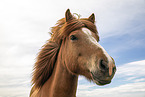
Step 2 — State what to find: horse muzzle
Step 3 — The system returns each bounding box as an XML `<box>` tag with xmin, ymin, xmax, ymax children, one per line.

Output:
<box><xmin>91</xmin><ymin>72</ymin><xmax>112</xmax><ymax>85</ymax></box>
<box><xmin>90</xmin><ymin>62</ymin><xmax>116</xmax><ymax>86</ymax></box>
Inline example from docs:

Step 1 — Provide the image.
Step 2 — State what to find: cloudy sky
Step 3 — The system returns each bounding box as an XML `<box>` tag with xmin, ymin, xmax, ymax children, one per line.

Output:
<box><xmin>0</xmin><ymin>0</ymin><xmax>145</xmax><ymax>97</ymax></box>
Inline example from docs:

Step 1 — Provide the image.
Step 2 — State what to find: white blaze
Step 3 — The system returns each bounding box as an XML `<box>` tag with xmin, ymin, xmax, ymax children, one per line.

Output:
<box><xmin>82</xmin><ymin>28</ymin><xmax>113</xmax><ymax>76</ymax></box>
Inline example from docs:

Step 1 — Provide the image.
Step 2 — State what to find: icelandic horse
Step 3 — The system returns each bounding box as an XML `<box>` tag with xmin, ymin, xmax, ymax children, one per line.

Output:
<box><xmin>30</xmin><ymin>9</ymin><xmax>116</xmax><ymax>97</ymax></box>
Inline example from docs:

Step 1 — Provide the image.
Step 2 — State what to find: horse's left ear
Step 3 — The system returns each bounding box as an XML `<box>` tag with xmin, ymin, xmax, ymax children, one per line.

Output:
<box><xmin>88</xmin><ymin>13</ymin><xmax>95</xmax><ymax>23</ymax></box>
<box><xmin>65</xmin><ymin>9</ymin><xmax>74</xmax><ymax>22</ymax></box>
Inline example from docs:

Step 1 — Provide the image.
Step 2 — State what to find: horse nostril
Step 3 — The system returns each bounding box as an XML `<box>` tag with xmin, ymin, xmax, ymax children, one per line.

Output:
<box><xmin>99</xmin><ymin>59</ymin><xmax>108</xmax><ymax>71</ymax></box>
<box><xmin>113</xmin><ymin>66</ymin><xmax>116</xmax><ymax>73</ymax></box>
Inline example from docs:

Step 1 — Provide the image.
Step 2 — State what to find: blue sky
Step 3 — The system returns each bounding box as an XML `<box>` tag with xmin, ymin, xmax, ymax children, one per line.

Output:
<box><xmin>0</xmin><ymin>0</ymin><xmax>145</xmax><ymax>97</ymax></box>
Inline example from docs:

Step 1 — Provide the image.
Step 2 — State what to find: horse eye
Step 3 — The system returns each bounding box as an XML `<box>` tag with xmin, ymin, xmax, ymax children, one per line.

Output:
<box><xmin>70</xmin><ymin>35</ymin><xmax>78</xmax><ymax>40</ymax></box>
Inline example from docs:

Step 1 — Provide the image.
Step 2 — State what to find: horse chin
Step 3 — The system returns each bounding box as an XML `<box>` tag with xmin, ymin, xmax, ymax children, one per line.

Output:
<box><xmin>93</xmin><ymin>79</ymin><xmax>111</xmax><ymax>86</ymax></box>
<box><xmin>91</xmin><ymin>72</ymin><xmax>111</xmax><ymax>86</ymax></box>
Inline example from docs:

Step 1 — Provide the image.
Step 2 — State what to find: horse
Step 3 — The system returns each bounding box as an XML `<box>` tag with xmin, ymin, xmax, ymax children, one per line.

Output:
<box><xmin>30</xmin><ymin>9</ymin><xmax>116</xmax><ymax>97</ymax></box>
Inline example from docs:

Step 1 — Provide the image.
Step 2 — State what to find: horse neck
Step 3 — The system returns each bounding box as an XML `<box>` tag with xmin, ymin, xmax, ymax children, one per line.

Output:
<box><xmin>40</xmin><ymin>52</ymin><xmax>78</xmax><ymax>97</ymax></box>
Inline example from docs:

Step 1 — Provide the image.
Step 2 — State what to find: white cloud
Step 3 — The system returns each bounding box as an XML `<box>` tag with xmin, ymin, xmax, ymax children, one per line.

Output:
<box><xmin>134</xmin><ymin>78</ymin><xmax>145</xmax><ymax>83</ymax></box>
<box><xmin>77</xmin><ymin>82</ymin><xmax>145</xmax><ymax>97</ymax></box>
<box><xmin>0</xmin><ymin>0</ymin><xmax>145</xmax><ymax>97</ymax></box>
<box><xmin>116</xmin><ymin>60</ymin><xmax>145</xmax><ymax>82</ymax></box>
<box><xmin>77</xmin><ymin>60</ymin><xmax>145</xmax><ymax>97</ymax></box>
<box><xmin>0</xmin><ymin>86</ymin><xmax>30</xmax><ymax>97</ymax></box>
<box><xmin>0</xmin><ymin>66</ymin><xmax>31</xmax><ymax>97</ymax></box>
<box><xmin>1</xmin><ymin>0</ymin><xmax>145</xmax><ymax>42</ymax></box>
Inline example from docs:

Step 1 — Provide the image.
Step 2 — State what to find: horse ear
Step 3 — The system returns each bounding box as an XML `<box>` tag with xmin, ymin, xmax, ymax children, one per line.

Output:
<box><xmin>65</xmin><ymin>9</ymin><xmax>74</xmax><ymax>22</ymax></box>
<box><xmin>88</xmin><ymin>13</ymin><xmax>95</xmax><ymax>23</ymax></box>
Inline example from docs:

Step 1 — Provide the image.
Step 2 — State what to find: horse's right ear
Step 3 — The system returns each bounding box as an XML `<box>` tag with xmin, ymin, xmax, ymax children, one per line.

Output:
<box><xmin>65</xmin><ymin>9</ymin><xmax>74</xmax><ymax>22</ymax></box>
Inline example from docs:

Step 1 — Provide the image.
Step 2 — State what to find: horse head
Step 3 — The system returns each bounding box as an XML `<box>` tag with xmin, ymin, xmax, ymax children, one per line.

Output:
<box><xmin>60</xmin><ymin>9</ymin><xmax>116</xmax><ymax>85</ymax></box>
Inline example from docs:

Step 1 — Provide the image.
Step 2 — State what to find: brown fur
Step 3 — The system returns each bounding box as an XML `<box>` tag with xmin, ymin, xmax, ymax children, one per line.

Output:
<box><xmin>31</xmin><ymin>12</ymin><xmax>98</xmax><ymax>90</ymax></box>
<box><xmin>30</xmin><ymin>9</ymin><xmax>116</xmax><ymax>97</ymax></box>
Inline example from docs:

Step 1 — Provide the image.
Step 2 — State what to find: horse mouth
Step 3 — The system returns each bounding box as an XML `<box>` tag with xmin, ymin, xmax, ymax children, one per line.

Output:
<box><xmin>91</xmin><ymin>72</ymin><xmax>111</xmax><ymax>86</ymax></box>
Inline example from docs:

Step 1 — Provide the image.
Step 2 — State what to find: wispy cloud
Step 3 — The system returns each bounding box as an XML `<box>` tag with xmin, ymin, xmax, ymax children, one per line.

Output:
<box><xmin>77</xmin><ymin>82</ymin><xmax>145</xmax><ymax>97</ymax></box>
<box><xmin>116</xmin><ymin>60</ymin><xmax>145</xmax><ymax>81</ymax></box>
<box><xmin>0</xmin><ymin>0</ymin><xmax>145</xmax><ymax>97</ymax></box>
<box><xmin>77</xmin><ymin>60</ymin><xmax>145</xmax><ymax>97</ymax></box>
<box><xmin>0</xmin><ymin>66</ymin><xmax>31</xmax><ymax>97</ymax></box>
